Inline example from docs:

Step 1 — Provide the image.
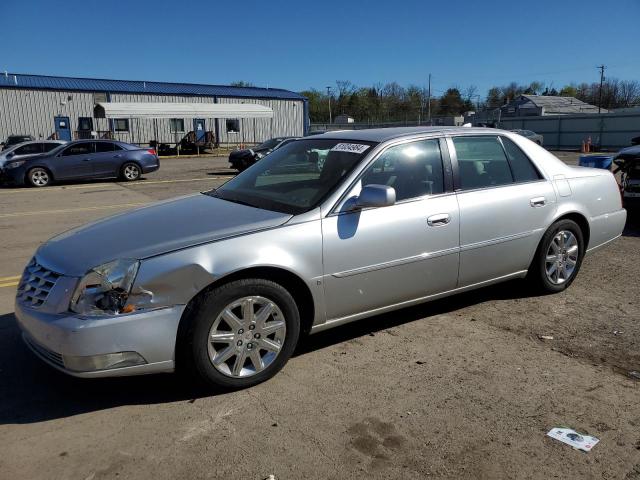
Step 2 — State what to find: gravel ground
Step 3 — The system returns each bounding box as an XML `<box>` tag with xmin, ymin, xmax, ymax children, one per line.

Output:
<box><xmin>0</xmin><ymin>153</ymin><xmax>638</xmax><ymax>480</ymax></box>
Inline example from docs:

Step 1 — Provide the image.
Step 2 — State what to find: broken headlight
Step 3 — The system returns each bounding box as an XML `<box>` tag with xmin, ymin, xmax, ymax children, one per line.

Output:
<box><xmin>70</xmin><ymin>259</ymin><xmax>142</xmax><ymax>316</ymax></box>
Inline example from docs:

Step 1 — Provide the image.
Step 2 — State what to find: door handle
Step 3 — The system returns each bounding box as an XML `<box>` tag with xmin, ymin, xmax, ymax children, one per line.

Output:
<box><xmin>530</xmin><ymin>196</ymin><xmax>546</xmax><ymax>207</ymax></box>
<box><xmin>427</xmin><ymin>213</ymin><xmax>451</xmax><ymax>226</ymax></box>
<box><xmin>82</xmin><ymin>158</ymin><xmax>91</xmax><ymax>162</ymax></box>
<box><xmin>114</xmin><ymin>154</ymin><xmax>122</xmax><ymax>158</ymax></box>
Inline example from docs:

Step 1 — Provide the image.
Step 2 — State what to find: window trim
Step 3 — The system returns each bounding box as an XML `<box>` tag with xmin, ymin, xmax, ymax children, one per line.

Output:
<box><xmin>78</xmin><ymin>117</ymin><xmax>94</xmax><ymax>131</ymax></box>
<box><xmin>169</xmin><ymin>118</ymin><xmax>185</xmax><ymax>133</ymax></box>
<box><xmin>226</xmin><ymin>118</ymin><xmax>240</xmax><ymax>133</ymax></box>
<box><xmin>329</xmin><ymin>135</ymin><xmax>455</xmax><ymax>216</ymax></box>
<box><xmin>113</xmin><ymin>118</ymin><xmax>130</xmax><ymax>132</ymax></box>
<box><xmin>447</xmin><ymin>134</ymin><xmax>547</xmax><ymax>193</ymax></box>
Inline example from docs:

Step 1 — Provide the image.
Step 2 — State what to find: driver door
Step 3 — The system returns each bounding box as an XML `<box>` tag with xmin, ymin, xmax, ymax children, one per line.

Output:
<box><xmin>321</xmin><ymin>138</ymin><xmax>460</xmax><ymax>321</ymax></box>
<box><xmin>52</xmin><ymin>142</ymin><xmax>94</xmax><ymax>179</ymax></box>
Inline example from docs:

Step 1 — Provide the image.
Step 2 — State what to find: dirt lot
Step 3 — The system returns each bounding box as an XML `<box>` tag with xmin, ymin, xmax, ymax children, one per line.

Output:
<box><xmin>0</xmin><ymin>153</ymin><xmax>639</xmax><ymax>480</ymax></box>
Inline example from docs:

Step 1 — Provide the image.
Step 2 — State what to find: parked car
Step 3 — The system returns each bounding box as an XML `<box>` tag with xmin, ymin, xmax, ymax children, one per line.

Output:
<box><xmin>613</xmin><ymin>144</ymin><xmax>640</xmax><ymax>209</ymax></box>
<box><xmin>0</xmin><ymin>140</ymin><xmax>67</xmax><ymax>167</ymax></box>
<box><xmin>229</xmin><ymin>137</ymin><xmax>299</xmax><ymax>171</ymax></box>
<box><xmin>0</xmin><ymin>140</ymin><xmax>159</xmax><ymax>187</ymax></box>
<box><xmin>510</xmin><ymin>129</ymin><xmax>544</xmax><ymax>146</ymax></box>
<box><xmin>1</xmin><ymin>134</ymin><xmax>35</xmax><ymax>151</ymax></box>
<box><xmin>15</xmin><ymin>127</ymin><xmax>625</xmax><ymax>389</ymax></box>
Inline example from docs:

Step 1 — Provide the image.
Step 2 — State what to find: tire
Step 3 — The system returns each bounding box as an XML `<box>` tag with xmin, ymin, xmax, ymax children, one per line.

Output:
<box><xmin>181</xmin><ymin>278</ymin><xmax>301</xmax><ymax>389</ymax></box>
<box><xmin>27</xmin><ymin>167</ymin><xmax>51</xmax><ymax>187</ymax></box>
<box><xmin>528</xmin><ymin>219</ymin><xmax>584</xmax><ymax>293</ymax></box>
<box><xmin>120</xmin><ymin>162</ymin><xmax>141</xmax><ymax>181</ymax></box>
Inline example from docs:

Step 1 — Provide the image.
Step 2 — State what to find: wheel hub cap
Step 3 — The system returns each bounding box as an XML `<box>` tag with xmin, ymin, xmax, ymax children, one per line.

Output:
<box><xmin>207</xmin><ymin>296</ymin><xmax>286</xmax><ymax>378</ymax></box>
<box><xmin>545</xmin><ymin>230</ymin><xmax>579</xmax><ymax>285</ymax></box>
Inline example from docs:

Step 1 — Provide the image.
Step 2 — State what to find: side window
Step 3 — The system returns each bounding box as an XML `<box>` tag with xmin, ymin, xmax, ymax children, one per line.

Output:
<box><xmin>114</xmin><ymin>119</ymin><xmax>129</xmax><ymax>132</ymax></box>
<box><xmin>61</xmin><ymin>143</ymin><xmax>93</xmax><ymax>156</ymax></box>
<box><xmin>94</xmin><ymin>142</ymin><xmax>115</xmax><ymax>153</ymax></box>
<box><xmin>361</xmin><ymin>139</ymin><xmax>445</xmax><ymax>201</ymax></box>
<box><xmin>453</xmin><ymin>136</ymin><xmax>513</xmax><ymax>190</ymax></box>
<box><xmin>226</xmin><ymin>119</ymin><xmax>240</xmax><ymax>133</ymax></box>
<box><xmin>14</xmin><ymin>144</ymin><xmax>43</xmax><ymax>155</ymax></box>
<box><xmin>78</xmin><ymin>117</ymin><xmax>93</xmax><ymax>131</ymax></box>
<box><xmin>42</xmin><ymin>143</ymin><xmax>60</xmax><ymax>152</ymax></box>
<box><xmin>501</xmin><ymin>137</ymin><xmax>542</xmax><ymax>182</ymax></box>
<box><xmin>169</xmin><ymin>118</ymin><xmax>184</xmax><ymax>133</ymax></box>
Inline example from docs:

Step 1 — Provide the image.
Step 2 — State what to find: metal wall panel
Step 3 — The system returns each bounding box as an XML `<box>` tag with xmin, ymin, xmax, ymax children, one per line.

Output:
<box><xmin>0</xmin><ymin>88</ymin><xmax>305</xmax><ymax>146</ymax></box>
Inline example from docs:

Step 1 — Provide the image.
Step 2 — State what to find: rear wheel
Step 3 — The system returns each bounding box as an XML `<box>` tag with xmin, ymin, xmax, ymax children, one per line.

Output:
<box><xmin>529</xmin><ymin>219</ymin><xmax>584</xmax><ymax>293</ymax></box>
<box><xmin>27</xmin><ymin>168</ymin><xmax>51</xmax><ymax>187</ymax></box>
<box><xmin>120</xmin><ymin>162</ymin><xmax>141</xmax><ymax>181</ymax></box>
<box><xmin>181</xmin><ymin>278</ymin><xmax>300</xmax><ymax>389</ymax></box>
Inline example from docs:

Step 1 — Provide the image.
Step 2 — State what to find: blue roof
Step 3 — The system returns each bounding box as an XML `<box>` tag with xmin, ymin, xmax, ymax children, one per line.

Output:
<box><xmin>0</xmin><ymin>73</ymin><xmax>305</xmax><ymax>101</ymax></box>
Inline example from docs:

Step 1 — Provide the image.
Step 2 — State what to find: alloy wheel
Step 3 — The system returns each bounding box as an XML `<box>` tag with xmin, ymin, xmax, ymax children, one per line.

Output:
<box><xmin>207</xmin><ymin>296</ymin><xmax>287</xmax><ymax>378</ymax></box>
<box><xmin>31</xmin><ymin>170</ymin><xmax>49</xmax><ymax>186</ymax></box>
<box><xmin>123</xmin><ymin>164</ymin><xmax>140</xmax><ymax>180</ymax></box>
<box><xmin>545</xmin><ymin>230</ymin><xmax>579</xmax><ymax>285</ymax></box>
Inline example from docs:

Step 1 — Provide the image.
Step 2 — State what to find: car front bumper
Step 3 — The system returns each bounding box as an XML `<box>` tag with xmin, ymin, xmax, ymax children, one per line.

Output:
<box><xmin>15</xmin><ymin>300</ymin><xmax>185</xmax><ymax>377</ymax></box>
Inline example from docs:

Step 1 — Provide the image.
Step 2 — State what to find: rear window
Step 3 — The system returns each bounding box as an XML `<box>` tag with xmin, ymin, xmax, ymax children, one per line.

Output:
<box><xmin>501</xmin><ymin>137</ymin><xmax>542</xmax><ymax>182</ymax></box>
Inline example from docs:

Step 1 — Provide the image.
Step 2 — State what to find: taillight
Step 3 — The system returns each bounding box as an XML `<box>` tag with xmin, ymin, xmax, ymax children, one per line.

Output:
<box><xmin>147</xmin><ymin>149</ymin><xmax>156</xmax><ymax>155</ymax></box>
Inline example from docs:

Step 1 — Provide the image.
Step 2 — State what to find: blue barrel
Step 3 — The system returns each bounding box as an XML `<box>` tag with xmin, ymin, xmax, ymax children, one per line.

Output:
<box><xmin>579</xmin><ymin>154</ymin><xmax>613</xmax><ymax>170</ymax></box>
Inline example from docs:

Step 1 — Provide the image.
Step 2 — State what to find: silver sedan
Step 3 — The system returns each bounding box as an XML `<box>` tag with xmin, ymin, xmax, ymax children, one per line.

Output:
<box><xmin>15</xmin><ymin>127</ymin><xmax>626</xmax><ymax>389</ymax></box>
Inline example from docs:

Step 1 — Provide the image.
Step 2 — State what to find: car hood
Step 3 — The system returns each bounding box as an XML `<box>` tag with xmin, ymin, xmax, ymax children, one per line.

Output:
<box><xmin>36</xmin><ymin>194</ymin><xmax>292</xmax><ymax>277</ymax></box>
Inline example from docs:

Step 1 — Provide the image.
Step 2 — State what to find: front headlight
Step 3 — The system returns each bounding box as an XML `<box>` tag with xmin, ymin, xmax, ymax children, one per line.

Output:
<box><xmin>5</xmin><ymin>160</ymin><xmax>26</xmax><ymax>169</ymax></box>
<box><xmin>70</xmin><ymin>259</ymin><xmax>144</xmax><ymax>316</ymax></box>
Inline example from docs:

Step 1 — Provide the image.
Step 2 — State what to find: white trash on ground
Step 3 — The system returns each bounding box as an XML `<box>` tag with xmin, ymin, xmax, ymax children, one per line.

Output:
<box><xmin>547</xmin><ymin>427</ymin><xmax>599</xmax><ymax>452</ymax></box>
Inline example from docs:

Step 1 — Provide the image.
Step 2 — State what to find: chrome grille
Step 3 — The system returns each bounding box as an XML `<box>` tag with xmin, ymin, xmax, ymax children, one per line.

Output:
<box><xmin>17</xmin><ymin>259</ymin><xmax>61</xmax><ymax>308</ymax></box>
<box><xmin>22</xmin><ymin>334</ymin><xmax>65</xmax><ymax>368</ymax></box>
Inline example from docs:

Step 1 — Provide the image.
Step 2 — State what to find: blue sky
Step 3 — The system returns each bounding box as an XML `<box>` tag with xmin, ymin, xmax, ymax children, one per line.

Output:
<box><xmin>1</xmin><ymin>0</ymin><xmax>638</xmax><ymax>97</ymax></box>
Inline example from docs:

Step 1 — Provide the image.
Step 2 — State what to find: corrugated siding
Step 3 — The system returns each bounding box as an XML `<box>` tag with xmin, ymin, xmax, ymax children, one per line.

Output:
<box><xmin>0</xmin><ymin>89</ymin><xmax>305</xmax><ymax>145</ymax></box>
<box><xmin>216</xmin><ymin>97</ymin><xmax>305</xmax><ymax>144</ymax></box>
<box><xmin>0</xmin><ymin>89</ymin><xmax>109</xmax><ymax>140</ymax></box>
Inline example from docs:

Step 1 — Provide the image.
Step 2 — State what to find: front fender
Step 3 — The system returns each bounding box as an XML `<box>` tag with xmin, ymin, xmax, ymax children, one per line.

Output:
<box><xmin>132</xmin><ymin>219</ymin><xmax>326</xmax><ymax>323</ymax></box>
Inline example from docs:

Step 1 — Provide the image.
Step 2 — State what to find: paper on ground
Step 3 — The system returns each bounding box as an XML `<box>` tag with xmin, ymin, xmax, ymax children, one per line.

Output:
<box><xmin>547</xmin><ymin>427</ymin><xmax>599</xmax><ymax>452</ymax></box>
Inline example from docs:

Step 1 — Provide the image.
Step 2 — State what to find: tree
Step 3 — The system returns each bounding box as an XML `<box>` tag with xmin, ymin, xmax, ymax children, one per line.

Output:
<box><xmin>230</xmin><ymin>81</ymin><xmax>254</xmax><ymax>87</ymax></box>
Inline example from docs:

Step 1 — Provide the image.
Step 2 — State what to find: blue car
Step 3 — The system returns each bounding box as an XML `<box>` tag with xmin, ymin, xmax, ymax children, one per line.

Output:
<box><xmin>0</xmin><ymin>140</ymin><xmax>160</xmax><ymax>187</ymax></box>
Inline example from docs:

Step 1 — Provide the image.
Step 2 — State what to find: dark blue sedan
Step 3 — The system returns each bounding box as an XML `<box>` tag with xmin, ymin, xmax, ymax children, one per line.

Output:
<box><xmin>0</xmin><ymin>140</ymin><xmax>160</xmax><ymax>187</ymax></box>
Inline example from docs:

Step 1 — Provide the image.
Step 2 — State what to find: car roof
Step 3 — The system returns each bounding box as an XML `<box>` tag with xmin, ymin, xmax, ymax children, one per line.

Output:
<box><xmin>312</xmin><ymin>126</ymin><xmax>506</xmax><ymax>143</ymax></box>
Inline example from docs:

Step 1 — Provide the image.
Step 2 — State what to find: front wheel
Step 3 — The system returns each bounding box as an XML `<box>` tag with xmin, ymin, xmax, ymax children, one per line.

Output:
<box><xmin>120</xmin><ymin>162</ymin><xmax>141</xmax><ymax>181</ymax></box>
<box><xmin>529</xmin><ymin>219</ymin><xmax>584</xmax><ymax>293</ymax></box>
<box><xmin>27</xmin><ymin>168</ymin><xmax>51</xmax><ymax>187</ymax></box>
<box><xmin>182</xmin><ymin>278</ymin><xmax>300</xmax><ymax>389</ymax></box>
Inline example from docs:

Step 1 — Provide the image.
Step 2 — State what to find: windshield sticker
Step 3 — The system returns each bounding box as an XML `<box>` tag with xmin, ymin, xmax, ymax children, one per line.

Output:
<box><xmin>330</xmin><ymin>143</ymin><xmax>370</xmax><ymax>154</ymax></box>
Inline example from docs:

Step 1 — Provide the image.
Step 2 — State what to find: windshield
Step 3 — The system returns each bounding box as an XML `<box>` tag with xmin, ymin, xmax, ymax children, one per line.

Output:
<box><xmin>254</xmin><ymin>138</ymin><xmax>283</xmax><ymax>150</ymax></box>
<box><xmin>211</xmin><ymin>138</ymin><xmax>376</xmax><ymax>214</ymax></box>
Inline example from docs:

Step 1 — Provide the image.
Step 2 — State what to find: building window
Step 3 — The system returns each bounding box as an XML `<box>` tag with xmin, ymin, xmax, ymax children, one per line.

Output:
<box><xmin>170</xmin><ymin>118</ymin><xmax>185</xmax><ymax>133</ymax></box>
<box><xmin>114</xmin><ymin>119</ymin><xmax>129</xmax><ymax>132</ymax></box>
<box><xmin>226</xmin><ymin>119</ymin><xmax>240</xmax><ymax>133</ymax></box>
<box><xmin>78</xmin><ymin>117</ymin><xmax>93</xmax><ymax>131</ymax></box>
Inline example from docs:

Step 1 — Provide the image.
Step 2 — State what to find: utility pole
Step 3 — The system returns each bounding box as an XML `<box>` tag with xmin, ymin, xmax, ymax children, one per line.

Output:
<box><xmin>427</xmin><ymin>73</ymin><xmax>432</xmax><ymax>125</ymax></box>
<box><xmin>597</xmin><ymin>65</ymin><xmax>606</xmax><ymax>114</ymax></box>
<box><xmin>326</xmin><ymin>86</ymin><xmax>332</xmax><ymax>124</ymax></box>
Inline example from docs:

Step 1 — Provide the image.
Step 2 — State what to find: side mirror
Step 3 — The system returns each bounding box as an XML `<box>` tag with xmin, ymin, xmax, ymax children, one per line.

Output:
<box><xmin>354</xmin><ymin>184</ymin><xmax>396</xmax><ymax>209</ymax></box>
<box><xmin>7</xmin><ymin>152</ymin><xmax>14</xmax><ymax>158</ymax></box>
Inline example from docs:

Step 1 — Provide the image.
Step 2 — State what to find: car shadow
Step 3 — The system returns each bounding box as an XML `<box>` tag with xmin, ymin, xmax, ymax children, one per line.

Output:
<box><xmin>0</xmin><ymin>279</ymin><xmax>535</xmax><ymax>425</ymax></box>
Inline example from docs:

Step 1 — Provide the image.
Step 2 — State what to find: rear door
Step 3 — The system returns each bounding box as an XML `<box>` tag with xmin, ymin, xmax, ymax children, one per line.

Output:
<box><xmin>92</xmin><ymin>141</ymin><xmax>123</xmax><ymax>177</ymax></box>
<box><xmin>450</xmin><ymin>135</ymin><xmax>557</xmax><ymax>286</ymax></box>
<box><xmin>51</xmin><ymin>142</ymin><xmax>94</xmax><ymax>179</ymax></box>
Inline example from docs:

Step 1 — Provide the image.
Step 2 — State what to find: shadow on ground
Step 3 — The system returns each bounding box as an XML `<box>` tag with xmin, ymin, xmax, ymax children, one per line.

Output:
<box><xmin>0</xmin><ymin>279</ymin><xmax>535</xmax><ymax>425</ymax></box>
